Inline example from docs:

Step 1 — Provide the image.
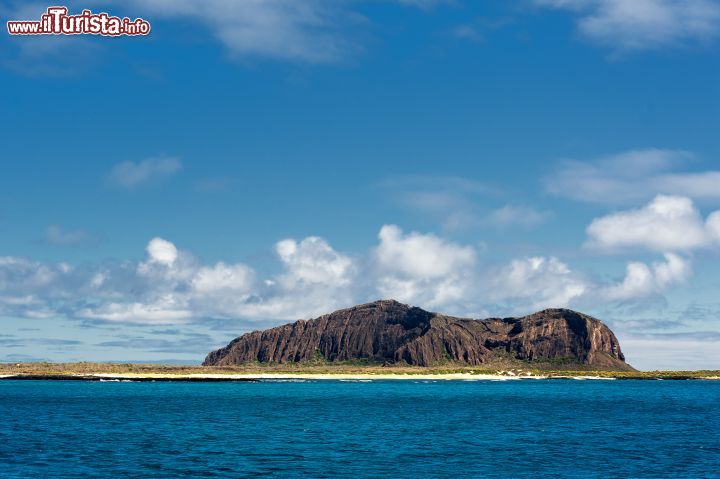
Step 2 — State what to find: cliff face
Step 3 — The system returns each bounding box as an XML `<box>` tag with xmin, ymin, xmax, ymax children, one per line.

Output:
<box><xmin>203</xmin><ymin>300</ymin><xmax>630</xmax><ymax>370</ymax></box>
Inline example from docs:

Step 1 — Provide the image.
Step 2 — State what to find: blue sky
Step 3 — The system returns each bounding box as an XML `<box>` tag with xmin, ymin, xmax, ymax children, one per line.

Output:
<box><xmin>1</xmin><ymin>0</ymin><xmax>719</xmax><ymax>370</ymax></box>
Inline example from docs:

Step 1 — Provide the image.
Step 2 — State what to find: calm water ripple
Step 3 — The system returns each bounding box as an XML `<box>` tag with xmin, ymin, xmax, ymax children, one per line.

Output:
<box><xmin>1</xmin><ymin>380</ymin><xmax>719</xmax><ymax>478</ymax></box>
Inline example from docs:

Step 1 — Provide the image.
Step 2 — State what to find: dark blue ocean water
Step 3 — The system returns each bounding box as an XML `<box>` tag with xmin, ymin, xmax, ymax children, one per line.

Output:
<box><xmin>1</xmin><ymin>379</ymin><xmax>719</xmax><ymax>478</ymax></box>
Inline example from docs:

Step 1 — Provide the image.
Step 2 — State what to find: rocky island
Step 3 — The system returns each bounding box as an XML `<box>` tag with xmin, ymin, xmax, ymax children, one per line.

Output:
<box><xmin>4</xmin><ymin>298</ymin><xmax>720</xmax><ymax>378</ymax></box>
<box><xmin>204</xmin><ymin>299</ymin><xmax>632</xmax><ymax>371</ymax></box>
<box><xmin>14</xmin><ymin>300</ymin><xmax>720</xmax><ymax>381</ymax></box>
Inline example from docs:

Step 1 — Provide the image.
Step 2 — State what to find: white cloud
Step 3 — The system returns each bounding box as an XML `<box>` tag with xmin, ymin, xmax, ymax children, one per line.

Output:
<box><xmin>275</xmin><ymin>237</ymin><xmax>354</xmax><ymax>287</ymax></box>
<box><xmin>108</xmin><ymin>156</ymin><xmax>182</xmax><ymax>189</ymax></box>
<box><xmin>45</xmin><ymin>225</ymin><xmax>89</xmax><ymax>246</ymax></box>
<box><xmin>484</xmin><ymin>252</ymin><xmax>695</xmax><ymax>316</ymax></box>
<box><xmin>125</xmin><ymin>0</ymin><xmax>359</xmax><ymax>64</ymax></box>
<box><xmin>2</xmin><ymin>0</ymin><xmax>448</xmax><ymax>75</ymax></box>
<box><xmin>373</xmin><ymin>225</ymin><xmax>477</xmax><ymax>309</ymax></box>
<box><xmin>601</xmin><ymin>253</ymin><xmax>691</xmax><ymax>300</ymax></box>
<box><xmin>0</xmin><ymin>257</ymin><xmax>58</xmax><ymax>292</ymax></box>
<box><xmin>145</xmin><ymin>237</ymin><xmax>179</xmax><ymax>266</ymax></box>
<box><xmin>586</xmin><ymin>195</ymin><xmax>720</xmax><ymax>252</ymax></box>
<box><xmin>652</xmin><ymin>253</ymin><xmax>693</xmax><ymax>288</ymax></box>
<box><xmin>707</xmin><ymin>211</ymin><xmax>720</xmax><ymax>242</ymax></box>
<box><xmin>187</xmin><ymin>262</ymin><xmax>257</xmax><ymax>322</ymax></box>
<box><xmin>191</xmin><ymin>262</ymin><xmax>255</xmax><ymax>293</ymax></box>
<box><xmin>134</xmin><ymin>237</ymin><xmax>198</xmax><ymax>294</ymax></box>
<box><xmin>0</xmin><ymin>225</ymin><xmax>702</xmax><ymax>325</ymax></box>
<box><xmin>536</xmin><ymin>0</ymin><xmax>720</xmax><ymax>53</ymax></box>
<box><xmin>380</xmin><ymin>175</ymin><xmax>547</xmax><ymax>231</ymax></box>
<box><xmin>73</xmin><ymin>234</ymin><xmax>356</xmax><ymax>324</ymax></box>
<box><xmin>487</xmin><ymin>205</ymin><xmax>549</xmax><ymax>227</ymax></box>
<box><xmin>77</xmin><ymin>297</ymin><xmax>194</xmax><ymax>325</ymax></box>
<box><xmin>545</xmin><ymin>148</ymin><xmax>720</xmax><ymax>205</ymax></box>
<box><xmin>490</xmin><ymin>256</ymin><xmax>588</xmax><ymax>311</ymax></box>
<box><xmin>235</xmin><ymin>236</ymin><xmax>357</xmax><ymax>319</ymax></box>
<box><xmin>375</xmin><ymin>225</ymin><xmax>476</xmax><ymax>279</ymax></box>
<box><xmin>123</xmin><ymin>0</ymin><xmax>451</xmax><ymax>63</ymax></box>
<box><xmin>0</xmin><ymin>256</ymin><xmax>77</xmax><ymax>319</ymax></box>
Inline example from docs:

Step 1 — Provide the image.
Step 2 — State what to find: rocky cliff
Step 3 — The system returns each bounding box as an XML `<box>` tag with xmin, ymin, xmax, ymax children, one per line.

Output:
<box><xmin>203</xmin><ymin>300</ymin><xmax>631</xmax><ymax>370</ymax></box>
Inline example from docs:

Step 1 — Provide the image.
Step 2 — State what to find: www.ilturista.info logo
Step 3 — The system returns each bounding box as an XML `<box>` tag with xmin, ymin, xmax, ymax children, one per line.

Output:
<box><xmin>7</xmin><ymin>6</ymin><xmax>150</xmax><ymax>36</ymax></box>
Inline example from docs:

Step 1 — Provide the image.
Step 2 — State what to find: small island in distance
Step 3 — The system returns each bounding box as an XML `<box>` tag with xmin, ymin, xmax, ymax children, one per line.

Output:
<box><xmin>2</xmin><ymin>300</ymin><xmax>719</xmax><ymax>381</ymax></box>
<box><xmin>205</xmin><ymin>299</ymin><xmax>630</xmax><ymax>369</ymax></box>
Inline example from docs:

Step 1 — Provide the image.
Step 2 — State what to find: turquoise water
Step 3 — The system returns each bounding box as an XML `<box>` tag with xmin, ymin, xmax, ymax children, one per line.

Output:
<box><xmin>1</xmin><ymin>380</ymin><xmax>719</xmax><ymax>478</ymax></box>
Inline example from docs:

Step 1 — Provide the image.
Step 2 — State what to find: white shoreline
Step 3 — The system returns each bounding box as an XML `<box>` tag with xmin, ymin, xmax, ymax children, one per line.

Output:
<box><xmin>86</xmin><ymin>372</ymin><xmax>621</xmax><ymax>381</ymax></box>
<box><xmin>2</xmin><ymin>372</ymin><xmax>717</xmax><ymax>381</ymax></box>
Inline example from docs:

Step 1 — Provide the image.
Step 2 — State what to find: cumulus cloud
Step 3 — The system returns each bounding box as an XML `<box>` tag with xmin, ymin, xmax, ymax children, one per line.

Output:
<box><xmin>108</xmin><ymin>156</ymin><xmax>182</xmax><ymax>189</ymax></box>
<box><xmin>0</xmin><ymin>257</ymin><xmax>60</xmax><ymax>294</ymax></box>
<box><xmin>191</xmin><ymin>262</ymin><xmax>255</xmax><ymax>293</ymax></box>
<box><xmin>373</xmin><ymin>225</ymin><xmax>477</xmax><ymax>309</ymax></box>
<box><xmin>375</xmin><ymin>225</ymin><xmax>476</xmax><ymax>279</ymax></box>
<box><xmin>490</xmin><ymin>256</ymin><xmax>588</xmax><ymax>312</ymax></box>
<box><xmin>601</xmin><ymin>253</ymin><xmax>692</xmax><ymax>300</ymax></box>
<box><xmin>586</xmin><ymin>195</ymin><xmax>720</xmax><ymax>252</ymax></box>
<box><xmin>0</xmin><ymin>256</ymin><xmax>73</xmax><ymax>319</ymax></box>
<box><xmin>544</xmin><ymin>148</ymin><xmax>720</xmax><ymax>205</ymax></box>
<box><xmin>707</xmin><ymin>211</ymin><xmax>720</xmax><ymax>240</ymax></box>
<box><xmin>239</xmin><ymin>236</ymin><xmax>357</xmax><ymax>320</ymax></box>
<box><xmin>275</xmin><ymin>237</ymin><xmax>354</xmax><ymax>288</ymax></box>
<box><xmin>536</xmin><ymin>0</ymin><xmax>720</xmax><ymax>53</ymax></box>
<box><xmin>0</xmin><ymin>225</ymin><xmax>700</xmax><ymax>325</ymax></box>
<box><xmin>145</xmin><ymin>238</ymin><xmax>179</xmax><ymax>266</ymax></box>
<box><xmin>74</xmin><ymin>234</ymin><xmax>356</xmax><ymax>325</ymax></box>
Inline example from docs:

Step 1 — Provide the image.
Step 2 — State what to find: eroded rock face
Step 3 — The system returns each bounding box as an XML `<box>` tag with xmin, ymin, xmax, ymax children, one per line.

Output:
<box><xmin>203</xmin><ymin>300</ymin><xmax>630</xmax><ymax>370</ymax></box>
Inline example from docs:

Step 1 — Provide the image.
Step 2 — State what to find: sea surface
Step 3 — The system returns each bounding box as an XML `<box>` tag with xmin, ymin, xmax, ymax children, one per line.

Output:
<box><xmin>1</xmin><ymin>379</ymin><xmax>719</xmax><ymax>478</ymax></box>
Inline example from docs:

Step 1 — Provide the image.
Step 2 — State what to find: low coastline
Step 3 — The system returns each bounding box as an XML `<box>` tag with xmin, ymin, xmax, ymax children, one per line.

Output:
<box><xmin>1</xmin><ymin>364</ymin><xmax>719</xmax><ymax>381</ymax></box>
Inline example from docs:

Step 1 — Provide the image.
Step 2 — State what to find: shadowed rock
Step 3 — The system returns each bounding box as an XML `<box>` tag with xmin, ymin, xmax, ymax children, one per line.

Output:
<box><xmin>204</xmin><ymin>300</ymin><xmax>631</xmax><ymax>370</ymax></box>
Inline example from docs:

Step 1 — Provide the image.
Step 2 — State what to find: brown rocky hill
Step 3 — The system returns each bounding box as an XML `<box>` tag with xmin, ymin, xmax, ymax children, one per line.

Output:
<box><xmin>203</xmin><ymin>300</ymin><xmax>631</xmax><ymax>370</ymax></box>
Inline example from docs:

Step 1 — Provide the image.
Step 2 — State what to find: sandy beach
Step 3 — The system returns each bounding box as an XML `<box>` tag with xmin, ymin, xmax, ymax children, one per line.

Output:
<box><xmin>2</xmin><ymin>364</ymin><xmax>718</xmax><ymax>381</ymax></box>
<box><xmin>83</xmin><ymin>372</ymin><xmax>624</xmax><ymax>381</ymax></box>
<box><xmin>2</xmin><ymin>372</ymin><xmax>718</xmax><ymax>381</ymax></box>
<box><xmin>90</xmin><ymin>372</ymin><xmax>522</xmax><ymax>381</ymax></box>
